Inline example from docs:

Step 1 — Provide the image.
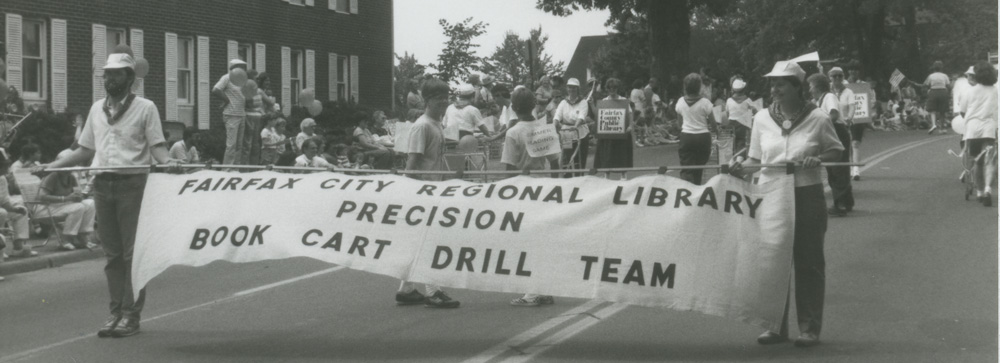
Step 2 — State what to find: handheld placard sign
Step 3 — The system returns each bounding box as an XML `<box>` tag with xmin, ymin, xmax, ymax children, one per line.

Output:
<box><xmin>596</xmin><ymin>99</ymin><xmax>630</xmax><ymax>139</ymax></box>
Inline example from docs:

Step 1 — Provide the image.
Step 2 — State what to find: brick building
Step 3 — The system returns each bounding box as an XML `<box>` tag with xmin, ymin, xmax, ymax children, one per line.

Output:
<box><xmin>2</xmin><ymin>0</ymin><xmax>393</xmax><ymax>132</ymax></box>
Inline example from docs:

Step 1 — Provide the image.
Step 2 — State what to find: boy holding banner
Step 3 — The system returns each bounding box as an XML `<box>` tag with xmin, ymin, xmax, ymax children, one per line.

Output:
<box><xmin>502</xmin><ymin>86</ymin><xmax>560</xmax><ymax>306</ymax></box>
<box><xmin>395</xmin><ymin>78</ymin><xmax>462</xmax><ymax>309</ymax></box>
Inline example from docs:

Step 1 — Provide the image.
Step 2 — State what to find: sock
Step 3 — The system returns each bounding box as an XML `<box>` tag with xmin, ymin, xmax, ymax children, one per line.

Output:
<box><xmin>425</xmin><ymin>285</ymin><xmax>443</xmax><ymax>296</ymax></box>
<box><xmin>398</xmin><ymin>281</ymin><xmax>416</xmax><ymax>293</ymax></box>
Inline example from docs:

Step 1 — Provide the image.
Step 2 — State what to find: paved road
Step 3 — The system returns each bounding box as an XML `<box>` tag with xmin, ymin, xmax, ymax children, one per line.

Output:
<box><xmin>0</xmin><ymin>130</ymin><xmax>995</xmax><ymax>363</ymax></box>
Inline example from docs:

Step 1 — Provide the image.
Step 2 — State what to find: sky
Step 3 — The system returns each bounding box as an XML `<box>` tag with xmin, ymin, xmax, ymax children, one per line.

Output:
<box><xmin>393</xmin><ymin>0</ymin><xmax>613</xmax><ymax>71</ymax></box>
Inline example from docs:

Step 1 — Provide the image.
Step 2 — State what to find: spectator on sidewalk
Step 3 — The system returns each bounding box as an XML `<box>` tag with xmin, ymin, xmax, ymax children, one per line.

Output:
<box><xmin>353</xmin><ymin>115</ymin><xmax>393</xmax><ymax>169</ymax></box>
<box><xmin>260</xmin><ymin>114</ymin><xmax>290</xmax><ymax>166</ymax></box>
<box><xmin>212</xmin><ymin>59</ymin><xmax>249</xmax><ymax>165</ymax></box>
<box><xmin>296</xmin><ymin>118</ymin><xmax>317</xmax><ymax>152</ymax></box>
<box><xmin>294</xmin><ymin>138</ymin><xmax>333</xmax><ymax>168</ymax></box>
<box><xmin>46</xmin><ymin>53</ymin><xmax>179</xmax><ymax>338</ymax></box>
<box><xmin>243</xmin><ymin>78</ymin><xmax>264</xmax><ymax>165</ymax></box>
<box><xmin>38</xmin><ymin>154</ymin><xmax>97</xmax><ymax>251</ymax></box>
<box><xmin>10</xmin><ymin>144</ymin><xmax>41</xmax><ymax>173</ymax></box>
<box><xmin>0</xmin><ymin>152</ymin><xmax>33</xmax><ymax>259</ymax></box>
<box><xmin>168</xmin><ymin>129</ymin><xmax>200</xmax><ymax>164</ymax></box>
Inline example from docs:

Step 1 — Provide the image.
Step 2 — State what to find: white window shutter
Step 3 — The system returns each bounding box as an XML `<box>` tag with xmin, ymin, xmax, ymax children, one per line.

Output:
<box><xmin>130</xmin><ymin>29</ymin><xmax>144</xmax><ymax>97</ymax></box>
<box><xmin>198</xmin><ymin>36</ymin><xmax>211</xmax><ymax>130</ymax></box>
<box><xmin>164</xmin><ymin>33</ymin><xmax>178</xmax><ymax>122</ymax></box>
<box><xmin>92</xmin><ymin>24</ymin><xmax>107</xmax><ymax>102</ymax></box>
<box><xmin>328</xmin><ymin>53</ymin><xmax>338</xmax><ymax>101</ymax></box>
<box><xmin>227</xmin><ymin>40</ymin><xmax>239</xmax><ymax>65</ymax></box>
<box><xmin>255</xmin><ymin>43</ymin><xmax>266</xmax><ymax>73</ymax></box>
<box><xmin>51</xmin><ymin>19</ymin><xmax>68</xmax><ymax>112</ymax></box>
<box><xmin>305</xmin><ymin>0</ymin><xmax>314</xmax><ymax>6</ymax></box>
<box><xmin>281</xmin><ymin>46</ymin><xmax>291</xmax><ymax>116</ymax></box>
<box><xmin>305</xmin><ymin>49</ymin><xmax>315</xmax><ymax>90</ymax></box>
<box><xmin>5</xmin><ymin>14</ymin><xmax>23</xmax><ymax>96</ymax></box>
<box><xmin>350</xmin><ymin>0</ymin><xmax>358</xmax><ymax>14</ymax></box>
<box><xmin>350</xmin><ymin>55</ymin><xmax>359</xmax><ymax>103</ymax></box>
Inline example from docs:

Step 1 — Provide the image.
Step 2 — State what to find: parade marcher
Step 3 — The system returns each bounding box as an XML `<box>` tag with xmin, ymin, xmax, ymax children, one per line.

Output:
<box><xmin>811</xmin><ymin>73</ymin><xmax>854</xmax><ymax>216</ymax></box>
<box><xmin>725</xmin><ymin>78</ymin><xmax>756</xmax><ymax>160</ymax></box>
<box><xmin>731</xmin><ymin>60</ymin><xmax>843</xmax><ymax>348</ymax></box>
<box><xmin>593</xmin><ymin>78</ymin><xmax>634</xmax><ymax>172</ymax></box>
<box><xmin>212</xmin><ymin>59</ymin><xmax>249</xmax><ymax>165</ymax></box>
<box><xmin>46</xmin><ymin>53</ymin><xmax>179</xmax><ymax>338</ymax></box>
<box><xmin>503</xmin><ymin>87</ymin><xmax>559</xmax><ymax>306</ymax></box>
<box><xmin>554</xmin><ymin>78</ymin><xmax>594</xmax><ymax>176</ymax></box>
<box><xmin>395</xmin><ymin>77</ymin><xmax>462</xmax><ymax>308</ymax></box>
<box><xmin>168</xmin><ymin>128</ymin><xmax>200</xmax><ymax>164</ymax></box>
<box><xmin>675</xmin><ymin>73</ymin><xmax>716</xmax><ymax>185</ymax></box>
<box><xmin>957</xmin><ymin>61</ymin><xmax>998</xmax><ymax>206</ymax></box>
<box><xmin>952</xmin><ymin>66</ymin><xmax>976</xmax><ymax>119</ymax></box>
<box><xmin>0</xmin><ymin>152</ymin><xmax>33</xmax><ymax>259</ymax></box>
<box><xmin>922</xmin><ymin>61</ymin><xmax>951</xmax><ymax>134</ymax></box>
<box><xmin>38</xmin><ymin>152</ymin><xmax>98</xmax><ymax>251</ymax></box>
<box><xmin>296</xmin><ymin>118</ymin><xmax>317</xmax><ymax>151</ymax></box>
<box><xmin>829</xmin><ymin>68</ymin><xmax>861</xmax><ymax>181</ymax></box>
<box><xmin>630</xmin><ymin>79</ymin><xmax>649</xmax><ymax>147</ymax></box>
<box><xmin>445</xmin><ymin>85</ymin><xmax>492</xmax><ymax>139</ymax></box>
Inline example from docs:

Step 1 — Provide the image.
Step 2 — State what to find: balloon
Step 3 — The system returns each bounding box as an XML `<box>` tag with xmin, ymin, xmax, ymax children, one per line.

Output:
<box><xmin>952</xmin><ymin>114</ymin><xmax>967</xmax><ymax>135</ymax></box>
<box><xmin>111</xmin><ymin>44</ymin><xmax>134</xmax><ymax>58</ymax></box>
<box><xmin>229</xmin><ymin>68</ymin><xmax>248</xmax><ymax>88</ymax></box>
<box><xmin>134</xmin><ymin>58</ymin><xmax>149</xmax><ymax>78</ymax></box>
<box><xmin>299</xmin><ymin>88</ymin><xmax>315</xmax><ymax>106</ymax></box>
<box><xmin>131</xmin><ymin>79</ymin><xmax>142</xmax><ymax>92</ymax></box>
<box><xmin>242</xmin><ymin>80</ymin><xmax>258</xmax><ymax>100</ymax></box>
<box><xmin>0</xmin><ymin>78</ymin><xmax>8</xmax><ymax>103</ymax></box>
<box><xmin>307</xmin><ymin>100</ymin><xmax>323</xmax><ymax>116</ymax></box>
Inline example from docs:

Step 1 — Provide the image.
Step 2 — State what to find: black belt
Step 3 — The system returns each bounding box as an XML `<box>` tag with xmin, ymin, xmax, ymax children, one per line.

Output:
<box><xmin>95</xmin><ymin>173</ymin><xmax>147</xmax><ymax>181</ymax></box>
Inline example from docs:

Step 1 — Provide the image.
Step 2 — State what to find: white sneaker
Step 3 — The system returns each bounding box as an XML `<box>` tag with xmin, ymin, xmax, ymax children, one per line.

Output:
<box><xmin>927</xmin><ymin>125</ymin><xmax>937</xmax><ymax>134</ymax></box>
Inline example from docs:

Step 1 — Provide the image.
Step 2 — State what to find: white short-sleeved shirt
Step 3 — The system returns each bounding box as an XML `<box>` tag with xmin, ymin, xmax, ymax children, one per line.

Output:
<box><xmin>924</xmin><ymin>72</ymin><xmax>950</xmax><ymax>90</ymax></box>
<box><xmin>726</xmin><ymin>97</ymin><xmax>755</xmax><ymax>128</ymax></box>
<box><xmin>959</xmin><ymin>84</ymin><xmax>998</xmax><ymax>140</ymax></box>
<box><xmin>749</xmin><ymin>107</ymin><xmax>844</xmax><ymax>187</ymax></box>
<box><xmin>295</xmin><ymin>154</ymin><xmax>332</xmax><ymax>168</ymax></box>
<box><xmin>817</xmin><ymin>93</ymin><xmax>841</xmax><ymax>122</ymax></box>
<box><xmin>553</xmin><ymin>99</ymin><xmax>590</xmax><ymax>126</ymax></box>
<box><xmin>213</xmin><ymin>74</ymin><xmax>246</xmax><ymax>116</ymax></box>
<box><xmin>406</xmin><ymin>114</ymin><xmax>447</xmax><ymax>177</ymax></box>
<box><xmin>78</xmin><ymin>96</ymin><xmax>167</xmax><ymax>174</ymax></box>
<box><xmin>952</xmin><ymin>77</ymin><xmax>972</xmax><ymax>111</ymax></box>
<box><xmin>444</xmin><ymin>104</ymin><xmax>484</xmax><ymax>133</ymax></box>
<box><xmin>295</xmin><ymin>132</ymin><xmax>313</xmax><ymax>151</ymax></box>
<box><xmin>833</xmin><ymin>88</ymin><xmax>854</xmax><ymax>123</ymax></box>
<box><xmin>630</xmin><ymin>89</ymin><xmax>647</xmax><ymax>113</ymax></box>
<box><xmin>261</xmin><ymin>127</ymin><xmax>284</xmax><ymax>149</ymax></box>
<box><xmin>168</xmin><ymin>140</ymin><xmax>200</xmax><ymax>163</ymax></box>
<box><xmin>676</xmin><ymin>97</ymin><xmax>714</xmax><ymax>134</ymax></box>
<box><xmin>501</xmin><ymin>119</ymin><xmax>560</xmax><ymax>171</ymax></box>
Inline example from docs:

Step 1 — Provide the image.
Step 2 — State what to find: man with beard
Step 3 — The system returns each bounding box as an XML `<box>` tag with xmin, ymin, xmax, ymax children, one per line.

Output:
<box><xmin>46</xmin><ymin>53</ymin><xmax>178</xmax><ymax>338</ymax></box>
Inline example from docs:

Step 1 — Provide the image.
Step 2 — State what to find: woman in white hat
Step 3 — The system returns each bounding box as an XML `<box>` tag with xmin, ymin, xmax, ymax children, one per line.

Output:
<box><xmin>725</xmin><ymin>77</ymin><xmax>756</xmax><ymax>161</ymax></box>
<box><xmin>957</xmin><ymin>61</ymin><xmax>998</xmax><ymax>206</ymax></box>
<box><xmin>730</xmin><ymin>60</ymin><xmax>844</xmax><ymax>348</ymax></box>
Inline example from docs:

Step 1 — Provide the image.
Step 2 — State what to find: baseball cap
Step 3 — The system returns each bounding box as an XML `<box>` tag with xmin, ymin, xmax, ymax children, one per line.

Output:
<box><xmin>566</xmin><ymin>78</ymin><xmax>581</xmax><ymax>87</ymax></box>
<box><xmin>764</xmin><ymin>61</ymin><xmax>806</xmax><ymax>82</ymax></box>
<box><xmin>731</xmin><ymin>79</ymin><xmax>746</xmax><ymax>90</ymax></box>
<box><xmin>229</xmin><ymin>59</ymin><xmax>248</xmax><ymax>69</ymax></box>
<box><xmin>103</xmin><ymin>53</ymin><xmax>135</xmax><ymax>70</ymax></box>
<box><xmin>828</xmin><ymin>67</ymin><xmax>845</xmax><ymax>76</ymax></box>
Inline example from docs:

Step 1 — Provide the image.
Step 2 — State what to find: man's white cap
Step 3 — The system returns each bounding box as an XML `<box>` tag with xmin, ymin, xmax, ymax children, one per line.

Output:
<box><xmin>764</xmin><ymin>61</ymin><xmax>806</xmax><ymax>82</ymax></box>
<box><xmin>566</xmin><ymin>78</ymin><xmax>581</xmax><ymax>87</ymax></box>
<box><xmin>103</xmin><ymin>53</ymin><xmax>135</xmax><ymax>70</ymax></box>
<box><xmin>456</xmin><ymin>84</ymin><xmax>476</xmax><ymax>96</ymax></box>
<box><xmin>300</xmin><ymin>118</ymin><xmax>316</xmax><ymax>128</ymax></box>
<box><xmin>966</xmin><ymin>66</ymin><xmax>976</xmax><ymax>75</ymax></box>
<box><xmin>731</xmin><ymin>79</ymin><xmax>746</xmax><ymax>90</ymax></box>
<box><xmin>229</xmin><ymin>59</ymin><xmax>248</xmax><ymax>69</ymax></box>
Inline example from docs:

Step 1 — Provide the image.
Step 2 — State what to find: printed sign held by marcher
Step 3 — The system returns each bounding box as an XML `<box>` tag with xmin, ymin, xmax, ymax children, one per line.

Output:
<box><xmin>524</xmin><ymin>123</ymin><xmax>562</xmax><ymax>158</ymax></box>
<box><xmin>847</xmin><ymin>82</ymin><xmax>874</xmax><ymax>124</ymax></box>
<box><xmin>596</xmin><ymin>98</ymin><xmax>630</xmax><ymax>139</ymax></box>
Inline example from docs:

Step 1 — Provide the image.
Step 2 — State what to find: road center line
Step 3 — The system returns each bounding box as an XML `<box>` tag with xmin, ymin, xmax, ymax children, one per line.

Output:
<box><xmin>0</xmin><ymin>266</ymin><xmax>344</xmax><ymax>363</ymax></box>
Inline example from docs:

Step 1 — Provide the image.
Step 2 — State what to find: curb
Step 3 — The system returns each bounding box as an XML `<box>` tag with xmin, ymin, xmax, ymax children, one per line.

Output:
<box><xmin>0</xmin><ymin>248</ymin><xmax>104</xmax><ymax>276</ymax></box>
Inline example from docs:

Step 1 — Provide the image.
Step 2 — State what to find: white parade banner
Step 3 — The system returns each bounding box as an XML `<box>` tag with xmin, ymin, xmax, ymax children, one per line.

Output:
<box><xmin>133</xmin><ymin>171</ymin><xmax>795</xmax><ymax>331</ymax></box>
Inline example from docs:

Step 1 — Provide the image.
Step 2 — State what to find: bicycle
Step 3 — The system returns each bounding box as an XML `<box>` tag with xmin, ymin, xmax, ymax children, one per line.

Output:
<box><xmin>949</xmin><ymin>143</ymin><xmax>997</xmax><ymax>204</ymax></box>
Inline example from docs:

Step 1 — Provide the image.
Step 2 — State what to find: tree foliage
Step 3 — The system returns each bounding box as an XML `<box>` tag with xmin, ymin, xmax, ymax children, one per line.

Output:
<box><xmin>433</xmin><ymin>18</ymin><xmax>489</xmax><ymax>84</ymax></box>
<box><xmin>393</xmin><ymin>52</ymin><xmax>427</xmax><ymax>116</ymax></box>
<box><xmin>481</xmin><ymin>27</ymin><xmax>565</xmax><ymax>87</ymax></box>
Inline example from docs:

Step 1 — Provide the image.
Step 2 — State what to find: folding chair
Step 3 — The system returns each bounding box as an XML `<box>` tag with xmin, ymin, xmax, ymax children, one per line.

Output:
<box><xmin>12</xmin><ymin>172</ymin><xmax>67</xmax><ymax>248</ymax></box>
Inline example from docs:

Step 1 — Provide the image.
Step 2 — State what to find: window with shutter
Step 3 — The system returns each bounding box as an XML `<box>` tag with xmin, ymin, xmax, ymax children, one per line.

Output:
<box><xmin>51</xmin><ymin>19</ymin><xmax>67</xmax><ymax>112</ymax></box>
<box><xmin>350</xmin><ymin>55</ymin><xmax>359</xmax><ymax>103</ymax></box>
<box><xmin>197</xmin><ymin>36</ymin><xmax>211</xmax><ymax>130</ymax></box>
<box><xmin>281</xmin><ymin>46</ymin><xmax>291</xmax><ymax>116</ymax></box>
<box><xmin>5</xmin><ymin>14</ymin><xmax>23</xmax><ymax>97</ymax></box>
<box><xmin>290</xmin><ymin>49</ymin><xmax>303</xmax><ymax>105</ymax></box>
<box><xmin>130</xmin><ymin>29</ymin><xmax>144</xmax><ymax>97</ymax></box>
<box><xmin>238</xmin><ymin>42</ymin><xmax>254</xmax><ymax>71</ymax></box>
<box><xmin>92</xmin><ymin>24</ymin><xmax>106</xmax><ymax>102</ymax></box>
<box><xmin>336</xmin><ymin>55</ymin><xmax>348</xmax><ymax>102</ymax></box>
<box><xmin>332</xmin><ymin>0</ymin><xmax>349</xmax><ymax>13</ymax></box>
<box><xmin>305</xmin><ymin>49</ymin><xmax>315</xmax><ymax>90</ymax></box>
<box><xmin>227</xmin><ymin>40</ymin><xmax>239</xmax><ymax>66</ymax></box>
<box><xmin>164</xmin><ymin>33</ymin><xmax>178</xmax><ymax>122</ymax></box>
<box><xmin>350</xmin><ymin>0</ymin><xmax>358</xmax><ymax>14</ymax></box>
<box><xmin>255</xmin><ymin>43</ymin><xmax>266</xmax><ymax>73</ymax></box>
<box><xmin>305</xmin><ymin>0</ymin><xmax>314</xmax><ymax>6</ymax></box>
<box><xmin>328</xmin><ymin>53</ymin><xmax>338</xmax><ymax>101</ymax></box>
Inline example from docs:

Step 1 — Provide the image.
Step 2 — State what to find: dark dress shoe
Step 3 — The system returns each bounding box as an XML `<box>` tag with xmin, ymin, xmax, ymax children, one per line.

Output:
<box><xmin>111</xmin><ymin>317</ymin><xmax>141</xmax><ymax>338</ymax></box>
<box><xmin>756</xmin><ymin>331</ymin><xmax>788</xmax><ymax>345</ymax></box>
<box><xmin>794</xmin><ymin>333</ymin><xmax>821</xmax><ymax>347</ymax></box>
<box><xmin>395</xmin><ymin>290</ymin><xmax>426</xmax><ymax>305</ymax></box>
<box><xmin>97</xmin><ymin>315</ymin><xmax>121</xmax><ymax>338</ymax></box>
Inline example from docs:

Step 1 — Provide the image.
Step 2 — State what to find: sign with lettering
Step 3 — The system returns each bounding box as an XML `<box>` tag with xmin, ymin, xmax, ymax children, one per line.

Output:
<box><xmin>596</xmin><ymin>99</ymin><xmax>630</xmax><ymax>139</ymax></box>
<box><xmin>523</xmin><ymin>123</ymin><xmax>562</xmax><ymax>158</ymax></box>
<box><xmin>133</xmin><ymin>171</ymin><xmax>795</xmax><ymax>331</ymax></box>
<box><xmin>846</xmin><ymin>82</ymin><xmax>875</xmax><ymax>124</ymax></box>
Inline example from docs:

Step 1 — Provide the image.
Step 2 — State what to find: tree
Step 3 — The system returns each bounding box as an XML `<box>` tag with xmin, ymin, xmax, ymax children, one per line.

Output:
<box><xmin>481</xmin><ymin>27</ymin><xmax>565</xmax><ymax>87</ymax></box>
<box><xmin>433</xmin><ymin>18</ymin><xmax>489</xmax><ymax>84</ymax></box>
<box><xmin>393</xmin><ymin>52</ymin><xmax>427</xmax><ymax>116</ymax></box>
